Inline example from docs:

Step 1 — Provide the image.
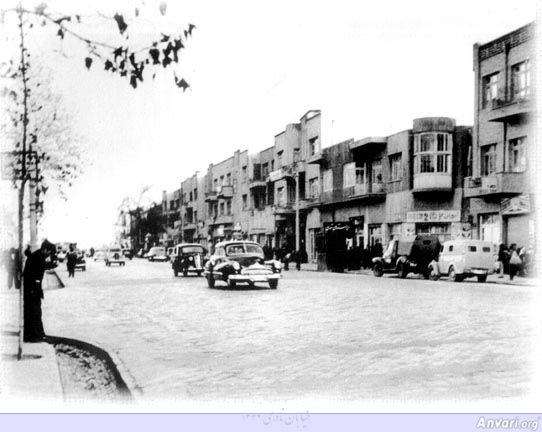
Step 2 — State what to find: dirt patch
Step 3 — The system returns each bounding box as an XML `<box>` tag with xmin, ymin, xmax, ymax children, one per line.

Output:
<box><xmin>54</xmin><ymin>343</ymin><xmax>130</xmax><ymax>401</ymax></box>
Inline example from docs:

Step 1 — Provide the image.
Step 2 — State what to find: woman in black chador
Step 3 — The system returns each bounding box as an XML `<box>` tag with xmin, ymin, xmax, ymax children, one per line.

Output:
<box><xmin>23</xmin><ymin>240</ymin><xmax>55</xmax><ymax>342</ymax></box>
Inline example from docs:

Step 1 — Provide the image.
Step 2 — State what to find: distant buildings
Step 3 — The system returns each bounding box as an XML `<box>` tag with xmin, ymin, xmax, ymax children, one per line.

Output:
<box><xmin>128</xmin><ymin>22</ymin><xmax>536</xmax><ymax>262</ymax></box>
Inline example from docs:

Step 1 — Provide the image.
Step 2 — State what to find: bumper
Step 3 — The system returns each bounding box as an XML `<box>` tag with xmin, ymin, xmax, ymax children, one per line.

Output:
<box><xmin>228</xmin><ymin>274</ymin><xmax>281</xmax><ymax>283</ymax></box>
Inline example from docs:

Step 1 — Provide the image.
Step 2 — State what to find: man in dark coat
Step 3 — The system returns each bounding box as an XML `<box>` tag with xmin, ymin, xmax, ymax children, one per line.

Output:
<box><xmin>66</xmin><ymin>244</ymin><xmax>77</xmax><ymax>278</ymax></box>
<box><xmin>23</xmin><ymin>240</ymin><xmax>55</xmax><ymax>342</ymax></box>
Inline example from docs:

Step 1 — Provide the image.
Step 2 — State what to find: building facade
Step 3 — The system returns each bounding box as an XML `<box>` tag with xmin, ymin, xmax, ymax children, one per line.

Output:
<box><xmin>465</xmin><ymin>22</ymin><xmax>536</xmax><ymax>248</ymax></box>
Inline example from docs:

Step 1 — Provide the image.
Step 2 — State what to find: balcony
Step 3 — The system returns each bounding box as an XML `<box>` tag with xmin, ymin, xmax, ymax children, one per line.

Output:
<box><xmin>208</xmin><ymin>215</ymin><xmax>234</xmax><ymax>226</ymax></box>
<box><xmin>300</xmin><ymin>196</ymin><xmax>322</xmax><ymax>208</ymax></box>
<box><xmin>463</xmin><ymin>172</ymin><xmax>527</xmax><ymax>198</ymax></box>
<box><xmin>217</xmin><ymin>185</ymin><xmax>233</xmax><ymax>199</ymax></box>
<box><xmin>273</xmin><ymin>203</ymin><xmax>294</xmax><ymax>216</ymax></box>
<box><xmin>268</xmin><ymin>163</ymin><xmax>305</xmax><ymax>182</ymax></box>
<box><xmin>488</xmin><ymin>95</ymin><xmax>533</xmax><ymax>123</ymax></box>
<box><xmin>307</xmin><ymin>152</ymin><xmax>325</xmax><ymax>165</ymax></box>
<box><xmin>249</xmin><ymin>177</ymin><xmax>267</xmax><ymax>189</ymax></box>
<box><xmin>413</xmin><ymin>173</ymin><xmax>452</xmax><ymax>193</ymax></box>
<box><xmin>204</xmin><ymin>190</ymin><xmax>218</xmax><ymax>202</ymax></box>
<box><xmin>183</xmin><ymin>222</ymin><xmax>197</xmax><ymax>231</ymax></box>
<box><xmin>347</xmin><ymin>182</ymin><xmax>386</xmax><ymax>201</ymax></box>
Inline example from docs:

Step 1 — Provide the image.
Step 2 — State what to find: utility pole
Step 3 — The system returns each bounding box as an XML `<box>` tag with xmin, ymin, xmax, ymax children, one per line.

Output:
<box><xmin>295</xmin><ymin>170</ymin><xmax>300</xmax><ymax>252</ymax></box>
<box><xmin>16</xmin><ymin>4</ymin><xmax>28</xmax><ymax>361</ymax></box>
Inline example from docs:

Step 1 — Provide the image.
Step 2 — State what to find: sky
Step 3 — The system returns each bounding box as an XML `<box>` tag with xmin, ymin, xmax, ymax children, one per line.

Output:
<box><xmin>0</xmin><ymin>0</ymin><xmax>538</xmax><ymax>248</ymax></box>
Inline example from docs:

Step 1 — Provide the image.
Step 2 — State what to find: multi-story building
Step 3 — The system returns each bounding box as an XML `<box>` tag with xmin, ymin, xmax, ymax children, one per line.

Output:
<box><xmin>464</xmin><ymin>22</ymin><xmax>536</xmax><ymax>248</ymax></box>
<box><xmin>161</xmin><ymin>188</ymin><xmax>181</xmax><ymax>246</ymax></box>
<box><xmin>305</xmin><ymin>118</ymin><xmax>472</xmax><ymax>265</ymax></box>
<box><xmin>203</xmin><ymin>149</ymin><xmax>249</xmax><ymax>245</ymax></box>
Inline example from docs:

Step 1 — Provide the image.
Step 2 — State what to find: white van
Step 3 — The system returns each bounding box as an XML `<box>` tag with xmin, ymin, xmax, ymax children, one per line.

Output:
<box><xmin>147</xmin><ymin>246</ymin><xmax>168</xmax><ymax>262</ymax></box>
<box><xmin>429</xmin><ymin>239</ymin><xmax>495</xmax><ymax>282</ymax></box>
<box><xmin>105</xmin><ymin>247</ymin><xmax>126</xmax><ymax>266</ymax></box>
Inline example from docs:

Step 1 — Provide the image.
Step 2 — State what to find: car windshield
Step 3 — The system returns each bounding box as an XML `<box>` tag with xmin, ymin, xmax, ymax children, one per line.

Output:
<box><xmin>181</xmin><ymin>246</ymin><xmax>205</xmax><ymax>254</ymax></box>
<box><xmin>226</xmin><ymin>244</ymin><xmax>245</xmax><ymax>255</ymax></box>
<box><xmin>245</xmin><ymin>244</ymin><xmax>263</xmax><ymax>255</ymax></box>
<box><xmin>109</xmin><ymin>249</ymin><xmax>121</xmax><ymax>253</ymax></box>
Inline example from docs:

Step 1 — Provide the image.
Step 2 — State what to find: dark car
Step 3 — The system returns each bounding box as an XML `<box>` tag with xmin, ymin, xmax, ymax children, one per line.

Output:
<box><xmin>172</xmin><ymin>243</ymin><xmax>207</xmax><ymax>277</ymax></box>
<box><xmin>372</xmin><ymin>234</ymin><xmax>441</xmax><ymax>279</ymax></box>
<box><xmin>204</xmin><ymin>241</ymin><xmax>282</xmax><ymax>289</ymax></box>
<box><xmin>122</xmin><ymin>249</ymin><xmax>133</xmax><ymax>260</ymax></box>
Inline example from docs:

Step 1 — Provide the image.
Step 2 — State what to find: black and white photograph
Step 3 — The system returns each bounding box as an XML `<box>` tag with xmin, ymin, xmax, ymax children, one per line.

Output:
<box><xmin>0</xmin><ymin>0</ymin><xmax>540</xmax><ymax>417</ymax></box>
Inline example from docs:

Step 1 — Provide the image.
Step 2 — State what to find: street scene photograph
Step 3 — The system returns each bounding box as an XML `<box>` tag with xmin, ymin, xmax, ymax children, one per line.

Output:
<box><xmin>0</xmin><ymin>0</ymin><xmax>540</xmax><ymax>414</ymax></box>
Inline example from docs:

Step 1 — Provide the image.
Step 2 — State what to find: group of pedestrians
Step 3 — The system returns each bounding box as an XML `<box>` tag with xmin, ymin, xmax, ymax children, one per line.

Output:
<box><xmin>497</xmin><ymin>243</ymin><xmax>530</xmax><ymax>281</ymax></box>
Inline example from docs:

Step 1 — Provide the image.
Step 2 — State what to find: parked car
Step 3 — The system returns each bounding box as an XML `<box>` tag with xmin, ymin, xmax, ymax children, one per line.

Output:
<box><xmin>372</xmin><ymin>234</ymin><xmax>441</xmax><ymax>279</ymax></box>
<box><xmin>93</xmin><ymin>250</ymin><xmax>106</xmax><ymax>261</ymax></box>
<box><xmin>172</xmin><ymin>243</ymin><xmax>207</xmax><ymax>277</ymax></box>
<box><xmin>147</xmin><ymin>246</ymin><xmax>168</xmax><ymax>262</ymax></box>
<box><xmin>74</xmin><ymin>251</ymin><xmax>86</xmax><ymax>271</ymax></box>
<box><xmin>204</xmin><ymin>241</ymin><xmax>282</xmax><ymax>289</ymax></box>
<box><xmin>428</xmin><ymin>239</ymin><xmax>495</xmax><ymax>282</ymax></box>
<box><xmin>122</xmin><ymin>249</ymin><xmax>133</xmax><ymax>260</ymax></box>
<box><xmin>105</xmin><ymin>247</ymin><xmax>126</xmax><ymax>266</ymax></box>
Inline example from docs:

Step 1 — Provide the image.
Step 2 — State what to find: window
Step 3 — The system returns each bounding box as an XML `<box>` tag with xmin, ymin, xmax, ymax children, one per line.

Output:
<box><xmin>262</xmin><ymin>162</ymin><xmax>269</xmax><ymax>178</ymax></box>
<box><xmin>388</xmin><ymin>223</ymin><xmax>401</xmax><ymax>240</ymax></box>
<box><xmin>482</xmin><ymin>72</ymin><xmax>500</xmax><ymax>108</ymax></box>
<box><xmin>482</xmin><ymin>247</ymin><xmax>491</xmax><ymax>253</ymax></box>
<box><xmin>512</xmin><ymin>60</ymin><xmax>530</xmax><ymax>100</ymax></box>
<box><xmin>343</xmin><ymin>162</ymin><xmax>356</xmax><ymax>188</ymax></box>
<box><xmin>226</xmin><ymin>173</ymin><xmax>231</xmax><ymax>186</ymax></box>
<box><xmin>220</xmin><ymin>175</ymin><xmax>224</xmax><ymax>186</ymax></box>
<box><xmin>294</xmin><ymin>148</ymin><xmax>301</xmax><ymax>163</ymax></box>
<box><xmin>189</xmin><ymin>192</ymin><xmax>193</xmax><ymax>202</ymax></box>
<box><xmin>241</xmin><ymin>166</ymin><xmax>247</xmax><ymax>182</ymax></box>
<box><xmin>193</xmin><ymin>188</ymin><xmax>197</xmax><ymax>200</ymax></box>
<box><xmin>308</xmin><ymin>177</ymin><xmax>319</xmax><ymax>198</ymax></box>
<box><xmin>414</xmin><ymin>133</ymin><xmax>451</xmax><ymax>174</ymax></box>
<box><xmin>416</xmin><ymin>223</ymin><xmax>451</xmax><ymax>242</ymax></box>
<box><xmin>309</xmin><ymin>137</ymin><xmax>319</xmax><ymax>156</ymax></box>
<box><xmin>323</xmin><ymin>169</ymin><xmax>333</xmax><ymax>192</ymax></box>
<box><xmin>469</xmin><ymin>246</ymin><xmax>477</xmax><ymax>252</ymax></box>
<box><xmin>277</xmin><ymin>186</ymin><xmax>286</xmax><ymax>206</ymax></box>
<box><xmin>355</xmin><ymin>164</ymin><xmax>366</xmax><ymax>185</ymax></box>
<box><xmin>389</xmin><ymin>154</ymin><xmax>401</xmax><ymax>181</ymax></box>
<box><xmin>226</xmin><ymin>200</ymin><xmax>232</xmax><ymax>215</ymax></box>
<box><xmin>219</xmin><ymin>202</ymin><xmax>225</xmax><ymax>216</ymax></box>
<box><xmin>508</xmin><ymin>137</ymin><xmax>526</xmax><ymax>172</ymax></box>
<box><xmin>271</xmin><ymin>160</ymin><xmax>275</xmax><ymax>171</ymax></box>
<box><xmin>481</xmin><ymin>144</ymin><xmax>497</xmax><ymax>176</ymax></box>
<box><xmin>371</xmin><ymin>159</ymin><xmax>383</xmax><ymax>184</ymax></box>
<box><xmin>277</xmin><ymin>151</ymin><xmax>283</xmax><ymax>167</ymax></box>
<box><xmin>448</xmin><ymin>245</ymin><xmax>453</xmax><ymax>252</ymax></box>
<box><xmin>242</xmin><ymin>194</ymin><xmax>248</xmax><ymax>210</ymax></box>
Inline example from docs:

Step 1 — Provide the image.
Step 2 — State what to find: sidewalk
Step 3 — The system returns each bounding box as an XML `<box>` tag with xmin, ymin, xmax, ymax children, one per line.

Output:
<box><xmin>0</xmin><ymin>271</ymin><xmax>65</xmax><ymax>404</ymax></box>
<box><xmin>300</xmin><ymin>262</ymin><xmax>538</xmax><ymax>286</ymax></box>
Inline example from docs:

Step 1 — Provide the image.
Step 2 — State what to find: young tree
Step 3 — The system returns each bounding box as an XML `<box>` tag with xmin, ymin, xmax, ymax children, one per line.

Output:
<box><xmin>0</xmin><ymin>2</ymin><xmax>196</xmax><ymax>359</ymax></box>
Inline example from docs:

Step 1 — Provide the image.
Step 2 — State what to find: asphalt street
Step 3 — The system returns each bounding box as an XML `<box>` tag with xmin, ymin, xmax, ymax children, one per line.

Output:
<box><xmin>3</xmin><ymin>258</ymin><xmax>538</xmax><ymax>405</ymax></box>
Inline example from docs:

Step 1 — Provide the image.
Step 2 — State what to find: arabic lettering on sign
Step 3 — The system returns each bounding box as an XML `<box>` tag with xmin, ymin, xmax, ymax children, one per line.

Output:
<box><xmin>406</xmin><ymin>210</ymin><xmax>460</xmax><ymax>223</ymax></box>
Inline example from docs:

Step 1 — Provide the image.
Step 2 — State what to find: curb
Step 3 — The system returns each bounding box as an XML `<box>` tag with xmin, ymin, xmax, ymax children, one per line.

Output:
<box><xmin>46</xmin><ymin>335</ymin><xmax>142</xmax><ymax>401</ymax></box>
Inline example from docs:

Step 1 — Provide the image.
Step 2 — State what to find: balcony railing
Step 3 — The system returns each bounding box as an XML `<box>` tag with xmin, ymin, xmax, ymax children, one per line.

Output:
<box><xmin>463</xmin><ymin>173</ymin><xmax>527</xmax><ymax>198</ymax></box>
<box><xmin>204</xmin><ymin>190</ymin><xmax>218</xmax><ymax>202</ymax></box>
<box><xmin>488</xmin><ymin>93</ymin><xmax>533</xmax><ymax>122</ymax></box>
<box><xmin>217</xmin><ymin>185</ymin><xmax>233</xmax><ymax>199</ymax></box>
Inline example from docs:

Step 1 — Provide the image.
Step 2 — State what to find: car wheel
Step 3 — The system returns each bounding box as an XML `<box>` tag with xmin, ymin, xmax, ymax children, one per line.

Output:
<box><xmin>228</xmin><ymin>279</ymin><xmax>236</xmax><ymax>289</ymax></box>
<box><xmin>269</xmin><ymin>279</ymin><xmax>278</xmax><ymax>289</ymax></box>
<box><xmin>183</xmin><ymin>270</ymin><xmax>188</xmax><ymax>277</ymax></box>
<box><xmin>429</xmin><ymin>265</ymin><xmax>440</xmax><ymax>281</ymax></box>
<box><xmin>477</xmin><ymin>274</ymin><xmax>487</xmax><ymax>283</ymax></box>
<box><xmin>206</xmin><ymin>274</ymin><xmax>215</xmax><ymax>288</ymax></box>
<box><xmin>196</xmin><ymin>271</ymin><xmax>202</xmax><ymax>277</ymax></box>
<box><xmin>174</xmin><ymin>268</ymin><xmax>178</xmax><ymax>277</ymax></box>
<box><xmin>449</xmin><ymin>266</ymin><xmax>462</xmax><ymax>282</ymax></box>
<box><xmin>397</xmin><ymin>262</ymin><xmax>408</xmax><ymax>279</ymax></box>
<box><xmin>373</xmin><ymin>263</ymin><xmax>383</xmax><ymax>277</ymax></box>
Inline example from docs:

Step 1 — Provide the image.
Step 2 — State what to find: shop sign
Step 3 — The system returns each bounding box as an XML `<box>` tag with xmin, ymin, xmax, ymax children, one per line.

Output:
<box><xmin>501</xmin><ymin>195</ymin><xmax>530</xmax><ymax>215</ymax></box>
<box><xmin>406</xmin><ymin>210</ymin><xmax>460</xmax><ymax>223</ymax></box>
<box><xmin>268</xmin><ymin>169</ymin><xmax>282</xmax><ymax>182</ymax></box>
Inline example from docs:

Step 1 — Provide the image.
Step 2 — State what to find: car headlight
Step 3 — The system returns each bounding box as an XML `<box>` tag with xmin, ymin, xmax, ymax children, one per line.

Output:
<box><xmin>274</xmin><ymin>260</ymin><xmax>283</xmax><ymax>271</ymax></box>
<box><xmin>232</xmin><ymin>261</ymin><xmax>241</xmax><ymax>271</ymax></box>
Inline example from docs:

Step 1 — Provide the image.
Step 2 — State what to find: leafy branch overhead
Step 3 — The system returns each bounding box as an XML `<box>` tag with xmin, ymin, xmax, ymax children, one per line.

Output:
<box><xmin>28</xmin><ymin>3</ymin><xmax>196</xmax><ymax>90</ymax></box>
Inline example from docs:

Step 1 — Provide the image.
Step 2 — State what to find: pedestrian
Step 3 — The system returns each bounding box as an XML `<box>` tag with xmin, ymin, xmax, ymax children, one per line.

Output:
<box><xmin>294</xmin><ymin>250</ymin><xmax>302</xmax><ymax>271</ymax></box>
<box><xmin>66</xmin><ymin>244</ymin><xmax>77</xmax><ymax>278</ymax></box>
<box><xmin>508</xmin><ymin>243</ymin><xmax>522</xmax><ymax>281</ymax></box>
<box><xmin>497</xmin><ymin>243</ymin><xmax>507</xmax><ymax>278</ymax></box>
<box><xmin>22</xmin><ymin>239</ymin><xmax>55</xmax><ymax>342</ymax></box>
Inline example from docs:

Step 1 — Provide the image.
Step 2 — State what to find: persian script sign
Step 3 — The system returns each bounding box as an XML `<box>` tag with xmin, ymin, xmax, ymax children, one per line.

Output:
<box><xmin>406</xmin><ymin>210</ymin><xmax>460</xmax><ymax>223</ymax></box>
<box><xmin>501</xmin><ymin>195</ymin><xmax>530</xmax><ymax>215</ymax></box>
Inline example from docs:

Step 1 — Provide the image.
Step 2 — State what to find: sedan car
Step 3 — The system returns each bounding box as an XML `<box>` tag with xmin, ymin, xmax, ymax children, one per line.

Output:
<box><xmin>105</xmin><ymin>247</ymin><xmax>126</xmax><ymax>266</ymax></box>
<box><xmin>93</xmin><ymin>250</ymin><xmax>106</xmax><ymax>261</ymax></box>
<box><xmin>204</xmin><ymin>241</ymin><xmax>282</xmax><ymax>289</ymax></box>
<box><xmin>147</xmin><ymin>246</ymin><xmax>168</xmax><ymax>262</ymax></box>
<box><xmin>172</xmin><ymin>243</ymin><xmax>207</xmax><ymax>277</ymax></box>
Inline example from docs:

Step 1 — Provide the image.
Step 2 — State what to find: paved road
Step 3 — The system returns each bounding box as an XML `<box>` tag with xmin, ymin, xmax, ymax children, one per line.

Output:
<box><xmin>3</xmin><ymin>258</ymin><xmax>538</xmax><ymax>404</ymax></box>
